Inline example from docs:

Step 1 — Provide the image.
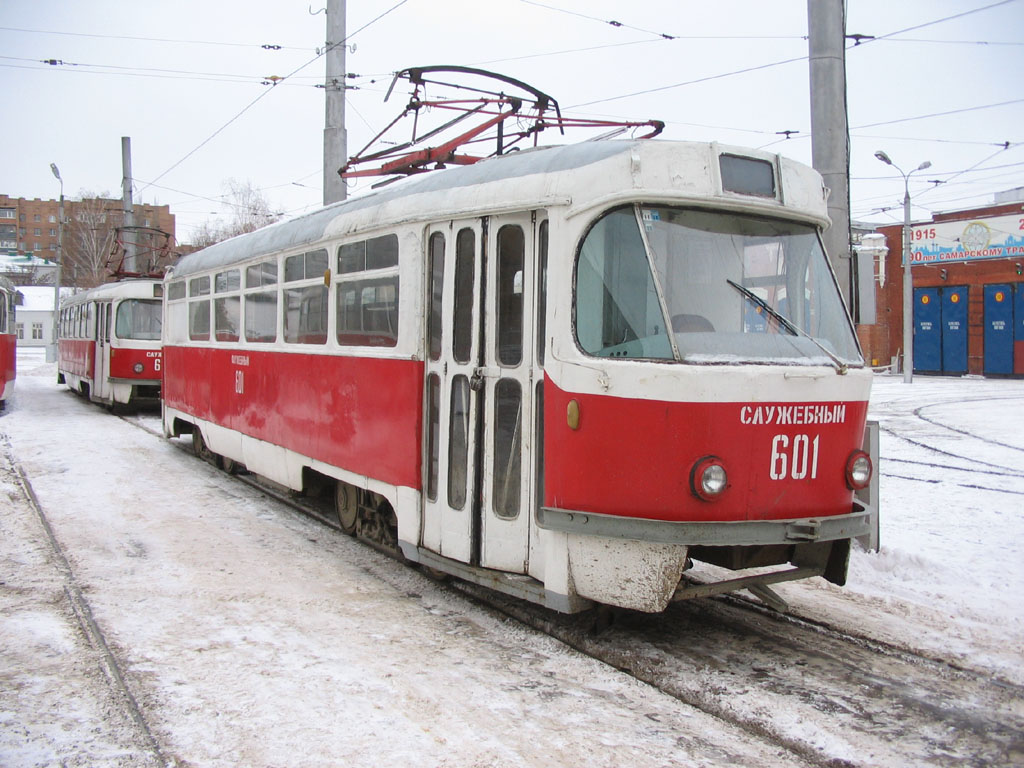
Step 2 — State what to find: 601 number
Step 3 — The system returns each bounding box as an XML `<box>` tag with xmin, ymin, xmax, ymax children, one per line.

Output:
<box><xmin>770</xmin><ymin>434</ymin><xmax>819</xmax><ymax>480</ymax></box>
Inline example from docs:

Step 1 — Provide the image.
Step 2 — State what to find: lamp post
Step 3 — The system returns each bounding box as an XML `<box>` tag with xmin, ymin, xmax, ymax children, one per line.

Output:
<box><xmin>48</xmin><ymin>163</ymin><xmax>64</xmax><ymax>364</ymax></box>
<box><xmin>874</xmin><ymin>151</ymin><xmax>931</xmax><ymax>384</ymax></box>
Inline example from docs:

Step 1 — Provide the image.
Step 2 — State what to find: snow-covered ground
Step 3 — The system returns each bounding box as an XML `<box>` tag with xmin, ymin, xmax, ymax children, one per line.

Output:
<box><xmin>2</xmin><ymin>347</ymin><xmax>1022</xmax><ymax>766</ymax></box>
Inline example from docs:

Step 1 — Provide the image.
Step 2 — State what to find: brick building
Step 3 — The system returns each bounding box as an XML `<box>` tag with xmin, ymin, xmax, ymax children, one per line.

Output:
<box><xmin>858</xmin><ymin>195</ymin><xmax>1024</xmax><ymax>376</ymax></box>
<box><xmin>0</xmin><ymin>194</ymin><xmax>176</xmax><ymax>286</ymax></box>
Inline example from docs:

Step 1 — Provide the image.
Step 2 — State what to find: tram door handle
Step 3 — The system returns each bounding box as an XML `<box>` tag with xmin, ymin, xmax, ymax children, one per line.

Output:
<box><xmin>470</xmin><ymin>366</ymin><xmax>499</xmax><ymax>391</ymax></box>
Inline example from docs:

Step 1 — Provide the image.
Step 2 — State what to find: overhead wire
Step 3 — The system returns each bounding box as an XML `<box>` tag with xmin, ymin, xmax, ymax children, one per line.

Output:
<box><xmin>0</xmin><ymin>25</ymin><xmax>310</xmax><ymax>51</ymax></box>
<box><xmin>139</xmin><ymin>0</ymin><xmax>411</xmax><ymax>194</ymax></box>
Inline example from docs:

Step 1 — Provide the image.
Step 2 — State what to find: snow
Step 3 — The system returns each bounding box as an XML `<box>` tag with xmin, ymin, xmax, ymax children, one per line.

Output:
<box><xmin>2</xmin><ymin>347</ymin><xmax>1023</xmax><ymax>766</ymax></box>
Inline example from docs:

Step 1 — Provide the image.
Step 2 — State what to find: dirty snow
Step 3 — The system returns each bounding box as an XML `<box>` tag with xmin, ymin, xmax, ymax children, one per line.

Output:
<box><xmin>1</xmin><ymin>347</ymin><xmax>1022</xmax><ymax>767</ymax></box>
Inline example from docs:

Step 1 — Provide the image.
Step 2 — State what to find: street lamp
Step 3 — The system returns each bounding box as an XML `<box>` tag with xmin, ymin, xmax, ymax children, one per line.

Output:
<box><xmin>48</xmin><ymin>163</ymin><xmax>64</xmax><ymax>364</ymax></box>
<box><xmin>874</xmin><ymin>151</ymin><xmax>931</xmax><ymax>384</ymax></box>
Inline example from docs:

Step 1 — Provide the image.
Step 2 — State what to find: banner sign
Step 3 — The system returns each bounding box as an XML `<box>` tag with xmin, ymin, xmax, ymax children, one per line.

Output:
<box><xmin>908</xmin><ymin>213</ymin><xmax>1024</xmax><ymax>265</ymax></box>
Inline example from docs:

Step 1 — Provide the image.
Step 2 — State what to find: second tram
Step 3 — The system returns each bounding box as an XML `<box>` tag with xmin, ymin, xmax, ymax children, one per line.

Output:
<box><xmin>58</xmin><ymin>280</ymin><xmax>164</xmax><ymax>409</ymax></box>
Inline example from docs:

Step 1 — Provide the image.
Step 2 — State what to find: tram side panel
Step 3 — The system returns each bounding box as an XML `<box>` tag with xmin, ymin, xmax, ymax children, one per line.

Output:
<box><xmin>163</xmin><ymin>345</ymin><xmax>423</xmax><ymax>492</ymax></box>
<box><xmin>58</xmin><ymin>337</ymin><xmax>96</xmax><ymax>392</ymax></box>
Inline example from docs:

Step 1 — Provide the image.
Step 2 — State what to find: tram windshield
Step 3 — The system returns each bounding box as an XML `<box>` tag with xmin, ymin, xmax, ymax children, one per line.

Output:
<box><xmin>575</xmin><ymin>206</ymin><xmax>862</xmax><ymax>366</ymax></box>
<box><xmin>115</xmin><ymin>299</ymin><xmax>162</xmax><ymax>340</ymax></box>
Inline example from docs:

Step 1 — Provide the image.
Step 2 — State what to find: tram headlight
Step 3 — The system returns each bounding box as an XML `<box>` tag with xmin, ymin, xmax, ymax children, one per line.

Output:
<box><xmin>133</xmin><ymin>362</ymin><xmax>144</xmax><ymax>374</ymax></box>
<box><xmin>845</xmin><ymin>450</ymin><xmax>872</xmax><ymax>490</ymax></box>
<box><xmin>690</xmin><ymin>456</ymin><xmax>728</xmax><ymax>501</ymax></box>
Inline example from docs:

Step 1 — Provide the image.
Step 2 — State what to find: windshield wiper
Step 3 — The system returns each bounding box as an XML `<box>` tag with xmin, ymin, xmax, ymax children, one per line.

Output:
<box><xmin>726</xmin><ymin>279</ymin><xmax>848</xmax><ymax>374</ymax></box>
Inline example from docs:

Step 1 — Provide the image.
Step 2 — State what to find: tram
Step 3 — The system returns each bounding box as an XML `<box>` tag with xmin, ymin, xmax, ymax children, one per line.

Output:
<box><xmin>162</xmin><ymin>140</ymin><xmax>875</xmax><ymax>613</ymax></box>
<box><xmin>58</xmin><ymin>279</ymin><xmax>163</xmax><ymax>409</ymax></box>
<box><xmin>0</xmin><ymin>276</ymin><xmax>16</xmax><ymax>407</ymax></box>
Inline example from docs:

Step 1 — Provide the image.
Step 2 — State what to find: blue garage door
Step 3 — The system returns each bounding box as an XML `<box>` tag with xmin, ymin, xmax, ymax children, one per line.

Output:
<box><xmin>941</xmin><ymin>286</ymin><xmax>968</xmax><ymax>374</ymax></box>
<box><xmin>983</xmin><ymin>284</ymin><xmax>1014</xmax><ymax>375</ymax></box>
<box><xmin>913</xmin><ymin>287</ymin><xmax>941</xmax><ymax>373</ymax></box>
<box><xmin>1015</xmin><ymin>283</ymin><xmax>1024</xmax><ymax>375</ymax></box>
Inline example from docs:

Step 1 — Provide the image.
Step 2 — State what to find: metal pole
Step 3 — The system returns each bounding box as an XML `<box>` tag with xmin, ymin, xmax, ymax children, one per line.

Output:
<box><xmin>875</xmin><ymin>151</ymin><xmax>930</xmax><ymax>384</ymax></box>
<box><xmin>901</xmin><ymin>179</ymin><xmax>913</xmax><ymax>383</ymax></box>
<box><xmin>122</xmin><ymin>137</ymin><xmax>136</xmax><ymax>274</ymax></box>
<box><xmin>807</xmin><ymin>0</ymin><xmax>853</xmax><ymax>311</ymax></box>
<box><xmin>323</xmin><ymin>0</ymin><xmax>348</xmax><ymax>205</ymax></box>
<box><xmin>48</xmin><ymin>163</ymin><xmax>63</xmax><ymax>363</ymax></box>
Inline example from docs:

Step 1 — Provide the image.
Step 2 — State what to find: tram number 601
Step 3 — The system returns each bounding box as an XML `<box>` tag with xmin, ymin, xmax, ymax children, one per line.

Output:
<box><xmin>770</xmin><ymin>434</ymin><xmax>819</xmax><ymax>480</ymax></box>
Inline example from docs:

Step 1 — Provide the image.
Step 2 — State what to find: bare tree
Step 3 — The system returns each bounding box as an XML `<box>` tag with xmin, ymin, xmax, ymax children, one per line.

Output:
<box><xmin>188</xmin><ymin>179</ymin><xmax>283</xmax><ymax>248</ymax></box>
<box><xmin>66</xmin><ymin>191</ymin><xmax>118</xmax><ymax>288</ymax></box>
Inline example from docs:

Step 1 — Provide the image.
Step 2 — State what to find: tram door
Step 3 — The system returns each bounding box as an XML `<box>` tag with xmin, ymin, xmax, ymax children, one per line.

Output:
<box><xmin>422</xmin><ymin>220</ymin><xmax>484</xmax><ymax>564</ymax></box>
<box><xmin>94</xmin><ymin>302</ymin><xmax>112</xmax><ymax>399</ymax></box>
<box><xmin>421</xmin><ymin>214</ymin><xmax>541</xmax><ymax>573</ymax></box>
<box><xmin>479</xmin><ymin>215</ymin><xmax>539</xmax><ymax>573</ymax></box>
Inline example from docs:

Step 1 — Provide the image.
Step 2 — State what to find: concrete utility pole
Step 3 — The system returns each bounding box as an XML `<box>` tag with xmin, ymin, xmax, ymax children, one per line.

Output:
<box><xmin>807</xmin><ymin>0</ymin><xmax>853</xmax><ymax>312</ymax></box>
<box><xmin>48</xmin><ymin>163</ymin><xmax>63</xmax><ymax>364</ymax></box>
<box><xmin>323</xmin><ymin>0</ymin><xmax>348</xmax><ymax>205</ymax></box>
<box><xmin>121</xmin><ymin>136</ymin><xmax>137</xmax><ymax>274</ymax></box>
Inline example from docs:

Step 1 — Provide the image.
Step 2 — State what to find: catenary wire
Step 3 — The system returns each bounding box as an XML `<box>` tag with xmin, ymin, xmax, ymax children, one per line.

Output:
<box><xmin>139</xmin><ymin>0</ymin><xmax>411</xmax><ymax>194</ymax></box>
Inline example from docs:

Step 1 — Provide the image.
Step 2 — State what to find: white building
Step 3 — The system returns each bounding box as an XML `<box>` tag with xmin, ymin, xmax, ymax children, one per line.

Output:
<box><xmin>15</xmin><ymin>286</ymin><xmax>74</xmax><ymax>347</ymax></box>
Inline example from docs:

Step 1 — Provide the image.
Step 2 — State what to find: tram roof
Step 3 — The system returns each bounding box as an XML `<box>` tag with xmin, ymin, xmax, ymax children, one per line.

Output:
<box><xmin>60</xmin><ymin>279</ymin><xmax>163</xmax><ymax>307</ymax></box>
<box><xmin>171</xmin><ymin>139</ymin><xmax>828</xmax><ymax>279</ymax></box>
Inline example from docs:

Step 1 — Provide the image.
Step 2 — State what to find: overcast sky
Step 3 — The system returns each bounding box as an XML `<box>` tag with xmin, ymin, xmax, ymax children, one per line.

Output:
<box><xmin>2</xmin><ymin>0</ymin><xmax>1021</xmax><ymax>243</ymax></box>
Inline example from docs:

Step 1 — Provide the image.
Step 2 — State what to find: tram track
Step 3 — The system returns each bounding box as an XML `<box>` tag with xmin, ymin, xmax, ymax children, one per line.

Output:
<box><xmin>874</xmin><ymin>393</ymin><xmax>1024</xmax><ymax>495</ymax></box>
<box><xmin>1</xmin><ymin>438</ymin><xmax>172</xmax><ymax>768</ymax></box>
<box><xmin>121</xmin><ymin>411</ymin><xmax>1024</xmax><ymax>766</ymax></box>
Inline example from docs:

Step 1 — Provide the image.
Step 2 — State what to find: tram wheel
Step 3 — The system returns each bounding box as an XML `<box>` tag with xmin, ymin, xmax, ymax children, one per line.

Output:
<box><xmin>335</xmin><ymin>482</ymin><xmax>358</xmax><ymax>536</ymax></box>
<box><xmin>221</xmin><ymin>456</ymin><xmax>241</xmax><ymax>475</ymax></box>
<box><xmin>191</xmin><ymin>429</ymin><xmax>221</xmax><ymax>469</ymax></box>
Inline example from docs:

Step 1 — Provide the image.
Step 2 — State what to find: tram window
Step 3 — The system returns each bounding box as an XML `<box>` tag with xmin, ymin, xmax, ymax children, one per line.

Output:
<box><xmin>190</xmin><ymin>276</ymin><xmax>210</xmax><ymax>297</ymax></box>
<box><xmin>452</xmin><ymin>228</ymin><xmax>475</xmax><ymax>363</ymax></box>
<box><xmin>336</xmin><ymin>276</ymin><xmax>399</xmax><ymax>347</ymax></box>
<box><xmin>246</xmin><ymin>261</ymin><xmax>277</xmax><ymax>288</ymax></box>
<box><xmin>492</xmin><ymin>378</ymin><xmax>522</xmax><ymax>518</ymax></box>
<box><xmin>497</xmin><ymin>225</ymin><xmax>524</xmax><ymax>366</ymax></box>
<box><xmin>338</xmin><ymin>234</ymin><xmax>399</xmax><ymax>274</ymax></box>
<box><xmin>245</xmin><ymin>291</ymin><xmax>278</xmax><ymax>343</ymax></box>
<box><xmin>536</xmin><ymin>220</ymin><xmax>548</xmax><ymax>366</ymax></box>
<box><xmin>576</xmin><ymin>208</ymin><xmax>673</xmax><ymax>360</ymax></box>
<box><xmin>189</xmin><ymin>299</ymin><xmax>211</xmax><ymax>341</ymax></box>
<box><xmin>116</xmin><ymin>300</ymin><xmax>162</xmax><ymax>341</ymax></box>
<box><xmin>285</xmin><ymin>249</ymin><xmax>328</xmax><ymax>282</ymax></box>
<box><xmin>447</xmin><ymin>375</ymin><xmax>470</xmax><ymax>510</ymax></box>
<box><xmin>719</xmin><ymin>154</ymin><xmax>776</xmax><ymax>198</ymax></box>
<box><xmin>367</xmin><ymin>235</ymin><xmax>399</xmax><ymax>270</ymax></box>
<box><xmin>284</xmin><ymin>285</ymin><xmax>328</xmax><ymax>344</ymax></box>
<box><xmin>215</xmin><ymin>269</ymin><xmax>240</xmax><ymax>293</ymax></box>
<box><xmin>214</xmin><ymin>296</ymin><xmax>241</xmax><ymax>342</ymax></box>
<box><xmin>426</xmin><ymin>373</ymin><xmax>440</xmax><ymax>502</ymax></box>
<box><xmin>428</xmin><ymin>232</ymin><xmax>444</xmax><ymax>361</ymax></box>
<box><xmin>167</xmin><ymin>281</ymin><xmax>186</xmax><ymax>301</ymax></box>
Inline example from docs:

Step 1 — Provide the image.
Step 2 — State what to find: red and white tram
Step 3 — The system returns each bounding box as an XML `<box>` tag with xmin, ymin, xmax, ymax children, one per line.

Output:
<box><xmin>163</xmin><ymin>140</ymin><xmax>876</xmax><ymax>613</ymax></box>
<box><xmin>58</xmin><ymin>280</ymin><xmax>163</xmax><ymax>409</ymax></box>
<box><xmin>0</xmin><ymin>276</ymin><xmax>17</xmax><ymax>407</ymax></box>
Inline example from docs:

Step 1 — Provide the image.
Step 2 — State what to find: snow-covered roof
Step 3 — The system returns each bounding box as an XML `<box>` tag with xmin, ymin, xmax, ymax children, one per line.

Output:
<box><xmin>15</xmin><ymin>285</ymin><xmax>75</xmax><ymax>313</ymax></box>
<box><xmin>170</xmin><ymin>139</ymin><xmax>830</xmax><ymax>279</ymax></box>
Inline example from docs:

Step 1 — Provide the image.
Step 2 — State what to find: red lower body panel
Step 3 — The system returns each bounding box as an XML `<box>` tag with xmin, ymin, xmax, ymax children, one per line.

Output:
<box><xmin>544</xmin><ymin>380</ymin><xmax>868</xmax><ymax>524</ymax></box>
<box><xmin>59</xmin><ymin>339</ymin><xmax>95</xmax><ymax>380</ymax></box>
<box><xmin>163</xmin><ymin>346</ymin><xmax>423</xmax><ymax>490</ymax></box>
